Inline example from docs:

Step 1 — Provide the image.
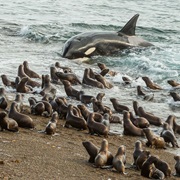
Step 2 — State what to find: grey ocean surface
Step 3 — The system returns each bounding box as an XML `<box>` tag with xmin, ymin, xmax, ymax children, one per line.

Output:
<box><xmin>0</xmin><ymin>0</ymin><xmax>180</xmax><ymax>153</ymax></box>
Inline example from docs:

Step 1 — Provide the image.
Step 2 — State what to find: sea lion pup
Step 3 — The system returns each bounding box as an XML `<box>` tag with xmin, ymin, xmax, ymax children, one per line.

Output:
<box><xmin>123</xmin><ymin>111</ymin><xmax>144</xmax><ymax>136</ymax></box>
<box><xmin>82</xmin><ymin>141</ymin><xmax>99</xmax><ymax>163</ymax></box>
<box><xmin>137</xmin><ymin>85</ymin><xmax>146</xmax><ymax>96</ymax></box>
<box><xmin>28</xmin><ymin>97</ymin><xmax>45</xmax><ymax>116</ymax></box>
<box><xmin>167</xmin><ymin>80</ymin><xmax>180</xmax><ymax>87</ymax></box>
<box><xmin>78</xmin><ymin>91</ymin><xmax>95</xmax><ymax>105</ymax></box>
<box><xmin>0</xmin><ymin>88</ymin><xmax>8</xmax><ymax>110</ymax></box>
<box><xmin>143</xmin><ymin>128</ymin><xmax>166</xmax><ymax>149</ymax></box>
<box><xmin>94</xmin><ymin>74</ymin><xmax>113</xmax><ymax>89</ymax></box>
<box><xmin>104</xmin><ymin>113</ymin><xmax>122</xmax><ymax>124</ymax></box>
<box><xmin>96</xmin><ymin>92</ymin><xmax>105</xmax><ymax>102</ymax></box>
<box><xmin>174</xmin><ymin>156</ymin><xmax>180</xmax><ymax>176</ymax></box>
<box><xmin>142</xmin><ymin>76</ymin><xmax>163</xmax><ymax>90</ymax></box>
<box><xmin>55</xmin><ymin>62</ymin><xmax>72</xmax><ymax>73</ymax></box>
<box><xmin>95</xmin><ymin>139</ymin><xmax>113</xmax><ymax>167</ymax></box>
<box><xmin>16</xmin><ymin>77</ymin><xmax>33</xmax><ymax>93</ymax></box>
<box><xmin>133</xmin><ymin>100</ymin><xmax>140</xmax><ymax>116</ymax></box>
<box><xmin>87</xmin><ymin>113</ymin><xmax>109</xmax><ymax>137</ymax></box>
<box><xmin>160</xmin><ymin>122</ymin><xmax>179</xmax><ymax>148</ymax></box>
<box><xmin>113</xmin><ymin>145</ymin><xmax>126</xmax><ymax>174</ymax></box>
<box><xmin>65</xmin><ymin>104</ymin><xmax>87</xmax><ymax>130</ymax></box>
<box><xmin>55</xmin><ymin>71</ymin><xmax>81</xmax><ymax>85</ymax></box>
<box><xmin>170</xmin><ymin>92</ymin><xmax>180</xmax><ymax>101</ymax></box>
<box><xmin>133</xmin><ymin>140</ymin><xmax>143</xmax><ymax>166</ymax></box>
<box><xmin>14</xmin><ymin>93</ymin><xmax>23</xmax><ymax>112</ymax></box>
<box><xmin>138</xmin><ymin>106</ymin><xmax>163</xmax><ymax>126</ymax></box>
<box><xmin>149</xmin><ymin>163</ymin><xmax>165</xmax><ymax>179</ymax></box>
<box><xmin>9</xmin><ymin>102</ymin><xmax>34</xmax><ymax>128</ymax></box>
<box><xmin>129</xmin><ymin>111</ymin><xmax>150</xmax><ymax>128</ymax></box>
<box><xmin>82</xmin><ymin>68</ymin><xmax>104</xmax><ymax>89</ymax></box>
<box><xmin>45</xmin><ymin>111</ymin><xmax>58</xmax><ymax>135</ymax></box>
<box><xmin>0</xmin><ymin>111</ymin><xmax>19</xmax><ymax>132</ymax></box>
<box><xmin>136</xmin><ymin>150</ymin><xmax>150</xmax><ymax>170</ymax></box>
<box><xmin>110</xmin><ymin>98</ymin><xmax>129</xmax><ymax>113</ymax></box>
<box><xmin>97</xmin><ymin>62</ymin><xmax>117</xmax><ymax>76</ymax></box>
<box><xmin>23</xmin><ymin>61</ymin><xmax>41</xmax><ymax>79</ymax></box>
<box><xmin>1</xmin><ymin>74</ymin><xmax>16</xmax><ymax>88</ymax></box>
<box><xmin>50</xmin><ymin>66</ymin><xmax>62</xmax><ymax>85</ymax></box>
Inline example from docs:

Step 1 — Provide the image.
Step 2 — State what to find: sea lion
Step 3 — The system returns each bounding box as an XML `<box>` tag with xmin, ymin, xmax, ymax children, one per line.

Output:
<box><xmin>113</xmin><ymin>145</ymin><xmax>126</xmax><ymax>174</ymax></box>
<box><xmin>137</xmin><ymin>85</ymin><xmax>146</xmax><ymax>96</ymax></box>
<box><xmin>9</xmin><ymin>101</ymin><xmax>35</xmax><ymax>128</ymax></box>
<box><xmin>160</xmin><ymin>122</ymin><xmax>179</xmax><ymax>148</ymax></box>
<box><xmin>136</xmin><ymin>150</ymin><xmax>150</xmax><ymax>170</ymax></box>
<box><xmin>95</xmin><ymin>139</ymin><xmax>113</xmax><ymax>167</ymax></box>
<box><xmin>45</xmin><ymin>112</ymin><xmax>58</xmax><ymax>135</ymax></box>
<box><xmin>56</xmin><ymin>98</ymin><xmax>68</xmax><ymax>119</ymax></box>
<box><xmin>87</xmin><ymin>113</ymin><xmax>109</xmax><ymax>137</ymax></box>
<box><xmin>133</xmin><ymin>100</ymin><xmax>140</xmax><ymax>116</ymax></box>
<box><xmin>138</xmin><ymin>106</ymin><xmax>163</xmax><ymax>126</ymax></box>
<box><xmin>110</xmin><ymin>98</ymin><xmax>129</xmax><ymax>113</ymax></box>
<box><xmin>174</xmin><ymin>156</ymin><xmax>180</xmax><ymax>176</ymax></box>
<box><xmin>149</xmin><ymin>163</ymin><xmax>165</xmax><ymax>180</ymax></box>
<box><xmin>165</xmin><ymin>115</ymin><xmax>175</xmax><ymax>132</ymax></box>
<box><xmin>78</xmin><ymin>91</ymin><xmax>94</xmax><ymax>105</ymax></box>
<box><xmin>143</xmin><ymin>128</ymin><xmax>166</xmax><ymax>149</ymax></box>
<box><xmin>55</xmin><ymin>62</ymin><xmax>72</xmax><ymax>73</ymax></box>
<box><xmin>65</xmin><ymin>104</ymin><xmax>87</xmax><ymax>130</ymax></box>
<box><xmin>133</xmin><ymin>140</ymin><xmax>143</xmax><ymax>165</ymax></box>
<box><xmin>82</xmin><ymin>141</ymin><xmax>99</xmax><ymax>163</ymax></box>
<box><xmin>99</xmin><ymin>68</ymin><xmax>109</xmax><ymax>77</ymax></box>
<box><xmin>167</xmin><ymin>80</ymin><xmax>180</xmax><ymax>87</ymax></box>
<box><xmin>50</xmin><ymin>66</ymin><xmax>62</xmax><ymax>85</ymax></box>
<box><xmin>123</xmin><ymin>111</ymin><xmax>144</xmax><ymax>136</ymax></box>
<box><xmin>0</xmin><ymin>88</ymin><xmax>8</xmax><ymax>110</ymax></box>
<box><xmin>170</xmin><ymin>92</ymin><xmax>180</xmax><ymax>101</ymax></box>
<box><xmin>166</xmin><ymin>115</ymin><xmax>180</xmax><ymax>134</ymax></box>
<box><xmin>97</xmin><ymin>63</ymin><xmax>117</xmax><ymax>76</ymax></box>
<box><xmin>94</xmin><ymin>74</ymin><xmax>113</xmax><ymax>89</ymax></box>
<box><xmin>1</xmin><ymin>74</ymin><xmax>16</xmax><ymax>88</ymax></box>
<box><xmin>142</xmin><ymin>76</ymin><xmax>162</xmax><ymax>90</ymax></box>
<box><xmin>96</xmin><ymin>92</ymin><xmax>105</xmax><ymax>102</ymax></box>
<box><xmin>0</xmin><ymin>111</ymin><xmax>19</xmax><ymax>132</ymax></box>
<box><xmin>16</xmin><ymin>77</ymin><xmax>32</xmax><ymax>93</ymax></box>
<box><xmin>14</xmin><ymin>93</ymin><xmax>23</xmax><ymax>112</ymax></box>
<box><xmin>104</xmin><ymin>113</ymin><xmax>122</xmax><ymax>124</ymax></box>
<box><xmin>82</xmin><ymin>68</ymin><xmax>104</xmax><ymax>89</ymax></box>
<box><xmin>122</xmin><ymin>76</ymin><xmax>131</xmax><ymax>85</ymax></box>
<box><xmin>55</xmin><ymin>71</ymin><xmax>81</xmax><ymax>85</ymax></box>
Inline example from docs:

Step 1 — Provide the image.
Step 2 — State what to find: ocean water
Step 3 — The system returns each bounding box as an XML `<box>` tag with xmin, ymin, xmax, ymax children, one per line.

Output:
<box><xmin>0</xmin><ymin>0</ymin><xmax>180</xmax><ymax>154</ymax></box>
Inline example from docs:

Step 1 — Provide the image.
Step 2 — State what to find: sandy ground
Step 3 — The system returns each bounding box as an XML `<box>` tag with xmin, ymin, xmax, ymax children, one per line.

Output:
<box><xmin>0</xmin><ymin>103</ymin><xmax>179</xmax><ymax>180</ymax></box>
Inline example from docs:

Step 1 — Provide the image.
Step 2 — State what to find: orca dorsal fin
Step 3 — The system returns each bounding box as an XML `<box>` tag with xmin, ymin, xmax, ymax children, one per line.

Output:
<box><xmin>118</xmin><ymin>14</ymin><xmax>139</xmax><ymax>36</ymax></box>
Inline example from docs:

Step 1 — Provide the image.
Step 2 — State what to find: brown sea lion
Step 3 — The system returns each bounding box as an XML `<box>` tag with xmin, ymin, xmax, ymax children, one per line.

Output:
<box><xmin>133</xmin><ymin>140</ymin><xmax>143</xmax><ymax>166</ymax></box>
<box><xmin>95</xmin><ymin>139</ymin><xmax>113</xmax><ymax>167</ymax></box>
<box><xmin>23</xmin><ymin>61</ymin><xmax>41</xmax><ymax>78</ymax></box>
<box><xmin>138</xmin><ymin>106</ymin><xmax>163</xmax><ymax>126</ymax></box>
<box><xmin>142</xmin><ymin>76</ymin><xmax>163</xmax><ymax>90</ymax></box>
<box><xmin>165</xmin><ymin>115</ymin><xmax>175</xmax><ymax>132</ymax></box>
<box><xmin>9</xmin><ymin>102</ymin><xmax>34</xmax><ymax>128</ymax></box>
<box><xmin>55</xmin><ymin>71</ymin><xmax>81</xmax><ymax>85</ymax></box>
<box><xmin>123</xmin><ymin>111</ymin><xmax>144</xmax><ymax>136</ymax></box>
<box><xmin>133</xmin><ymin>100</ymin><xmax>140</xmax><ymax>116</ymax></box>
<box><xmin>16</xmin><ymin>77</ymin><xmax>32</xmax><ymax>93</ymax></box>
<box><xmin>55</xmin><ymin>62</ymin><xmax>72</xmax><ymax>73</ymax></box>
<box><xmin>170</xmin><ymin>92</ymin><xmax>180</xmax><ymax>101</ymax></box>
<box><xmin>82</xmin><ymin>68</ymin><xmax>104</xmax><ymax>89</ymax></box>
<box><xmin>78</xmin><ymin>91</ymin><xmax>94</xmax><ymax>105</ymax></box>
<box><xmin>137</xmin><ymin>85</ymin><xmax>146</xmax><ymax>96</ymax></box>
<box><xmin>143</xmin><ymin>128</ymin><xmax>166</xmax><ymax>149</ymax></box>
<box><xmin>174</xmin><ymin>156</ymin><xmax>180</xmax><ymax>177</ymax></box>
<box><xmin>149</xmin><ymin>163</ymin><xmax>165</xmax><ymax>179</ymax></box>
<box><xmin>160</xmin><ymin>122</ymin><xmax>179</xmax><ymax>148</ymax></box>
<box><xmin>94</xmin><ymin>74</ymin><xmax>113</xmax><ymax>89</ymax></box>
<box><xmin>65</xmin><ymin>104</ymin><xmax>87</xmax><ymax>130</ymax></box>
<box><xmin>0</xmin><ymin>88</ymin><xmax>8</xmax><ymax>110</ymax></box>
<box><xmin>122</xmin><ymin>76</ymin><xmax>131</xmax><ymax>85</ymax></box>
<box><xmin>14</xmin><ymin>93</ymin><xmax>23</xmax><ymax>112</ymax></box>
<box><xmin>165</xmin><ymin>115</ymin><xmax>180</xmax><ymax>134</ymax></box>
<box><xmin>104</xmin><ymin>113</ymin><xmax>122</xmax><ymax>124</ymax></box>
<box><xmin>56</xmin><ymin>98</ymin><xmax>68</xmax><ymax>119</ymax></box>
<box><xmin>0</xmin><ymin>111</ymin><xmax>19</xmax><ymax>132</ymax></box>
<box><xmin>110</xmin><ymin>98</ymin><xmax>129</xmax><ymax>113</ymax></box>
<box><xmin>136</xmin><ymin>150</ymin><xmax>150</xmax><ymax>170</ymax></box>
<box><xmin>97</xmin><ymin>62</ymin><xmax>117</xmax><ymax>76</ymax></box>
<box><xmin>50</xmin><ymin>66</ymin><xmax>62</xmax><ymax>85</ymax></box>
<box><xmin>1</xmin><ymin>74</ymin><xmax>16</xmax><ymax>88</ymax></box>
<box><xmin>87</xmin><ymin>113</ymin><xmax>109</xmax><ymax>137</ymax></box>
<box><xmin>96</xmin><ymin>92</ymin><xmax>105</xmax><ymax>102</ymax></box>
<box><xmin>82</xmin><ymin>141</ymin><xmax>99</xmax><ymax>163</ymax></box>
<box><xmin>113</xmin><ymin>145</ymin><xmax>126</xmax><ymax>174</ymax></box>
<box><xmin>99</xmin><ymin>68</ymin><xmax>109</xmax><ymax>77</ymax></box>
<box><xmin>45</xmin><ymin>111</ymin><xmax>58</xmax><ymax>135</ymax></box>
<box><xmin>167</xmin><ymin>80</ymin><xmax>180</xmax><ymax>87</ymax></box>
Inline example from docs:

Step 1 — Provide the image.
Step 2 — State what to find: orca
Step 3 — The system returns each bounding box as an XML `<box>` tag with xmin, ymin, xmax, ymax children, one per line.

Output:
<box><xmin>62</xmin><ymin>14</ymin><xmax>153</xmax><ymax>59</ymax></box>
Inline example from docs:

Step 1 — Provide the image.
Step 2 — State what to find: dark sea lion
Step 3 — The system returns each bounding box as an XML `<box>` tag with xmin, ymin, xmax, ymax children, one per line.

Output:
<box><xmin>142</xmin><ymin>76</ymin><xmax>163</xmax><ymax>90</ymax></box>
<box><xmin>167</xmin><ymin>80</ymin><xmax>180</xmax><ymax>87</ymax></box>
<box><xmin>0</xmin><ymin>88</ymin><xmax>8</xmax><ymax>110</ymax></box>
<box><xmin>65</xmin><ymin>104</ymin><xmax>87</xmax><ymax>130</ymax></box>
<box><xmin>104</xmin><ymin>113</ymin><xmax>122</xmax><ymax>124</ymax></box>
<box><xmin>95</xmin><ymin>139</ymin><xmax>113</xmax><ymax>167</ymax></box>
<box><xmin>138</xmin><ymin>106</ymin><xmax>163</xmax><ymax>126</ymax></box>
<box><xmin>133</xmin><ymin>140</ymin><xmax>143</xmax><ymax>165</ymax></box>
<box><xmin>78</xmin><ymin>91</ymin><xmax>94</xmax><ymax>105</ymax></box>
<box><xmin>9</xmin><ymin>102</ymin><xmax>35</xmax><ymax>128</ymax></box>
<box><xmin>14</xmin><ymin>93</ymin><xmax>23</xmax><ymax>112</ymax></box>
<box><xmin>160</xmin><ymin>122</ymin><xmax>179</xmax><ymax>148</ymax></box>
<box><xmin>82</xmin><ymin>141</ymin><xmax>99</xmax><ymax>163</ymax></box>
<box><xmin>96</xmin><ymin>92</ymin><xmax>105</xmax><ymax>102</ymax></box>
<box><xmin>45</xmin><ymin>112</ymin><xmax>58</xmax><ymax>135</ymax></box>
<box><xmin>143</xmin><ymin>128</ymin><xmax>166</xmax><ymax>149</ymax></box>
<box><xmin>136</xmin><ymin>150</ymin><xmax>150</xmax><ymax>170</ymax></box>
<box><xmin>110</xmin><ymin>98</ymin><xmax>129</xmax><ymax>113</ymax></box>
<box><xmin>82</xmin><ymin>68</ymin><xmax>104</xmax><ymax>89</ymax></box>
<box><xmin>16</xmin><ymin>77</ymin><xmax>32</xmax><ymax>93</ymax></box>
<box><xmin>129</xmin><ymin>111</ymin><xmax>150</xmax><ymax>128</ymax></box>
<box><xmin>173</xmin><ymin>118</ymin><xmax>180</xmax><ymax>135</ymax></box>
<box><xmin>23</xmin><ymin>61</ymin><xmax>41</xmax><ymax>79</ymax></box>
<box><xmin>113</xmin><ymin>145</ymin><xmax>126</xmax><ymax>174</ymax></box>
<box><xmin>123</xmin><ymin>111</ymin><xmax>144</xmax><ymax>136</ymax></box>
<box><xmin>0</xmin><ymin>111</ymin><xmax>19</xmax><ymax>132</ymax></box>
<box><xmin>149</xmin><ymin>163</ymin><xmax>165</xmax><ymax>179</ymax></box>
<box><xmin>99</xmin><ymin>68</ymin><xmax>109</xmax><ymax>77</ymax></box>
<box><xmin>97</xmin><ymin>63</ymin><xmax>117</xmax><ymax>76</ymax></box>
<box><xmin>137</xmin><ymin>85</ymin><xmax>146</xmax><ymax>96</ymax></box>
<box><xmin>87</xmin><ymin>112</ymin><xmax>109</xmax><ymax>137</ymax></box>
<box><xmin>174</xmin><ymin>156</ymin><xmax>180</xmax><ymax>177</ymax></box>
<box><xmin>50</xmin><ymin>66</ymin><xmax>62</xmax><ymax>85</ymax></box>
<box><xmin>1</xmin><ymin>74</ymin><xmax>16</xmax><ymax>88</ymax></box>
<box><xmin>56</xmin><ymin>98</ymin><xmax>68</xmax><ymax>119</ymax></box>
<box><xmin>55</xmin><ymin>71</ymin><xmax>81</xmax><ymax>85</ymax></box>
<box><xmin>122</xmin><ymin>76</ymin><xmax>131</xmax><ymax>85</ymax></box>
<box><xmin>94</xmin><ymin>74</ymin><xmax>113</xmax><ymax>89</ymax></box>
<box><xmin>170</xmin><ymin>92</ymin><xmax>180</xmax><ymax>101</ymax></box>
<box><xmin>166</xmin><ymin>115</ymin><xmax>180</xmax><ymax>134</ymax></box>
<box><xmin>133</xmin><ymin>100</ymin><xmax>140</xmax><ymax>116</ymax></box>
<box><xmin>55</xmin><ymin>62</ymin><xmax>72</xmax><ymax>73</ymax></box>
